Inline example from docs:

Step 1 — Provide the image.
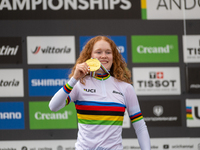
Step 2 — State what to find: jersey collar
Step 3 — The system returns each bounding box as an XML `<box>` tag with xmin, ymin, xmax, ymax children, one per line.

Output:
<box><xmin>90</xmin><ymin>72</ymin><xmax>110</xmax><ymax>81</ymax></box>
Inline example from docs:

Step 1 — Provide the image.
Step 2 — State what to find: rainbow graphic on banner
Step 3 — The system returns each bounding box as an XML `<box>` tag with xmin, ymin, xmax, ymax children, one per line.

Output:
<box><xmin>186</xmin><ymin>106</ymin><xmax>193</xmax><ymax>120</ymax></box>
<box><xmin>141</xmin><ymin>0</ymin><xmax>147</xmax><ymax>20</ymax></box>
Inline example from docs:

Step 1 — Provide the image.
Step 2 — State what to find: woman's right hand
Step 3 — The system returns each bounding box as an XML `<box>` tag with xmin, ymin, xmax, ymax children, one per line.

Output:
<box><xmin>73</xmin><ymin>62</ymin><xmax>90</xmax><ymax>80</ymax></box>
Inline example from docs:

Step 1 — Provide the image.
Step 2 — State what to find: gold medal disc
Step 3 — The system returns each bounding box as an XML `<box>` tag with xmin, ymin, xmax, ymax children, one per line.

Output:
<box><xmin>86</xmin><ymin>59</ymin><xmax>101</xmax><ymax>72</ymax></box>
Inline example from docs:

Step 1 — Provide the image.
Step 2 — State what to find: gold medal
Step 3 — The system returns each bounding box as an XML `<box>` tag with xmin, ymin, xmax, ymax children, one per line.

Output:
<box><xmin>86</xmin><ymin>58</ymin><xmax>101</xmax><ymax>72</ymax></box>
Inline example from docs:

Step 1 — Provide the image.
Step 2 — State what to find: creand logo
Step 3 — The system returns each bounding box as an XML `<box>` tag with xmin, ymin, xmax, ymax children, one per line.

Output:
<box><xmin>144</xmin><ymin>0</ymin><xmax>200</xmax><ymax>20</ymax></box>
<box><xmin>0</xmin><ymin>0</ymin><xmax>132</xmax><ymax>11</ymax></box>
<box><xmin>137</xmin><ymin>45</ymin><xmax>172</xmax><ymax>54</ymax></box>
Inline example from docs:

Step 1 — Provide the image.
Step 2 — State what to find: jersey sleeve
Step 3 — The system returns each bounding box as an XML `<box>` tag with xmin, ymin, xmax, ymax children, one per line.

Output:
<box><xmin>49</xmin><ymin>77</ymin><xmax>78</xmax><ymax>112</ymax></box>
<box><xmin>124</xmin><ymin>84</ymin><xmax>151</xmax><ymax>150</ymax></box>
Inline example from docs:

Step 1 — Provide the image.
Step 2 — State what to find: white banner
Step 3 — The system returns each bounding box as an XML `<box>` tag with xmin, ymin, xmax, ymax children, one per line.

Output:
<box><xmin>132</xmin><ymin>67</ymin><xmax>181</xmax><ymax>95</ymax></box>
<box><xmin>27</xmin><ymin>36</ymin><xmax>76</xmax><ymax>64</ymax></box>
<box><xmin>0</xmin><ymin>138</ymin><xmax>199</xmax><ymax>150</ymax></box>
<box><xmin>186</xmin><ymin>99</ymin><xmax>200</xmax><ymax>127</ymax></box>
<box><xmin>183</xmin><ymin>35</ymin><xmax>200</xmax><ymax>63</ymax></box>
<box><xmin>146</xmin><ymin>0</ymin><xmax>200</xmax><ymax>20</ymax></box>
<box><xmin>0</xmin><ymin>69</ymin><xmax>24</xmax><ymax>97</ymax></box>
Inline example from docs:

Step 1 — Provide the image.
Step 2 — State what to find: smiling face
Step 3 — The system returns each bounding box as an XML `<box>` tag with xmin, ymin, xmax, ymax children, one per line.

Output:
<box><xmin>91</xmin><ymin>40</ymin><xmax>113</xmax><ymax>73</ymax></box>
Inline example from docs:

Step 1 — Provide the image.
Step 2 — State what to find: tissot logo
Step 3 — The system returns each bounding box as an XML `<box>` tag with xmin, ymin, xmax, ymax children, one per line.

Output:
<box><xmin>32</xmin><ymin>46</ymin><xmax>71</xmax><ymax>54</ymax></box>
<box><xmin>149</xmin><ymin>72</ymin><xmax>163</xmax><ymax>79</ymax></box>
<box><xmin>132</xmin><ymin>67</ymin><xmax>181</xmax><ymax>95</ymax></box>
<box><xmin>0</xmin><ymin>0</ymin><xmax>140</xmax><ymax>19</ymax></box>
<box><xmin>84</xmin><ymin>88</ymin><xmax>96</xmax><ymax>93</ymax></box>
<box><xmin>186</xmin><ymin>99</ymin><xmax>200</xmax><ymax>127</ymax></box>
<box><xmin>183</xmin><ymin>35</ymin><xmax>200</xmax><ymax>63</ymax></box>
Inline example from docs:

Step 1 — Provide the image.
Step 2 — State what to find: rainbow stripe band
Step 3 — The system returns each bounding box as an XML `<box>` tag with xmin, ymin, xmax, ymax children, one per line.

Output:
<box><xmin>63</xmin><ymin>83</ymin><xmax>73</xmax><ymax>94</ymax></box>
<box><xmin>186</xmin><ymin>106</ymin><xmax>193</xmax><ymax>120</ymax></box>
<box><xmin>75</xmin><ymin>100</ymin><xmax>126</xmax><ymax>126</ymax></box>
<box><xmin>130</xmin><ymin>112</ymin><xmax>143</xmax><ymax>123</ymax></box>
<box><xmin>66</xmin><ymin>95</ymin><xmax>71</xmax><ymax>105</ymax></box>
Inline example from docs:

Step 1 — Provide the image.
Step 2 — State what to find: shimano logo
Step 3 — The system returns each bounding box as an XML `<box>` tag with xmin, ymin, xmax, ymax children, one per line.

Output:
<box><xmin>32</xmin><ymin>46</ymin><xmax>71</xmax><ymax>54</ymax></box>
<box><xmin>0</xmin><ymin>79</ymin><xmax>19</xmax><ymax>87</ymax></box>
<box><xmin>113</xmin><ymin>90</ymin><xmax>123</xmax><ymax>96</ymax></box>
<box><xmin>0</xmin><ymin>45</ymin><xmax>19</xmax><ymax>55</ymax></box>
<box><xmin>84</xmin><ymin>88</ymin><xmax>96</xmax><ymax>93</ymax></box>
<box><xmin>31</xmin><ymin>79</ymin><xmax>68</xmax><ymax>86</ymax></box>
<box><xmin>0</xmin><ymin>112</ymin><xmax>22</xmax><ymax>119</ymax></box>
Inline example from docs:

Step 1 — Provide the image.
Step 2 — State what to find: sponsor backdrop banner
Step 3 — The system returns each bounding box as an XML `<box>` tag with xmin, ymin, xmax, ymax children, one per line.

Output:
<box><xmin>27</xmin><ymin>36</ymin><xmax>76</xmax><ymax>64</ymax></box>
<box><xmin>0</xmin><ymin>37</ymin><xmax>22</xmax><ymax>64</ymax></box>
<box><xmin>28</xmin><ymin>69</ymin><xmax>71</xmax><ymax>96</ymax></box>
<box><xmin>0</xmin><ymin>69</ymin><xmax>24</xmax><ymax>97</ymax></box>
<box><xmin>29</xmin><ymin>101</ymin><xmax>77</xmax><ymax>129</ymax></box>
<box><xmin>80</xmin><ymin>36</ymin><xmax>128</xmax><ymax>62</ymax></box>
<box><xmin>132</xmin><ymin>67</ymin><xmax>181</xmax><ymax>95</ymax></box>
<box><xmin>0</xmin><ymin>138</ymin><xmax>199</xmax><ymax>150</ymax></box>
<box><xmin>131</xmin><ymin>35</ymin><xmax>179</xmax><ymax>63</ymax></box>
<box><xmin>183</xmin><ymin>35</ymin><xmax>200</xmax><ymax>63</ymax></box>
<box><xmin>140</xmin><ymin>100</ymin><xmax>182</xmax><ymax>127</ymax></box>
<box><xmin>0</xmin><ymin>102</ymin><xmax>24</xmax><ymax>129</ymax></box>
<box><xmin>186</xmin><ymin>99</ymin><xmax>200</xmax><ymax>127</ymax></box>
<box><xmin>0</xmin><ymin>0</ymin><xmax>141</xmax><ymax>19</ymax></box>
<box><xmin>143</xmin><ymin>0</ymin><xmax>200</xmax><ymax>20</ymax></box>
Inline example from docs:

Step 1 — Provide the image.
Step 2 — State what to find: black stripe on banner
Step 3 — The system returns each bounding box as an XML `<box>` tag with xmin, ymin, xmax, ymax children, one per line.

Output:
<box><xmin>77</xmin><ymin>110</ymin><xmax>124</xmax><ymax>116</ymax></box>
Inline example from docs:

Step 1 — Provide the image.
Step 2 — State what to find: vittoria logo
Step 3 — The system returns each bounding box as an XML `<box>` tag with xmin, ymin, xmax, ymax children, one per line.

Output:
<box><xmin>32</xmin><ymin>46</ymin><xmax>71</xmax><ymax>54</ymax></box>
<box><xmin>0</xmin><ymin>79</ymin><xmax>20</xmax><ymax>87</ymax></box>
<box><xmin>27</xmin><ymin>36</ymin><xmax>75</xmax><ymax>64</ymax></box>
<box><xmin>84</xmin><ymin>88</ymin><xmax>96</xmax><ymax>93</ymax></box>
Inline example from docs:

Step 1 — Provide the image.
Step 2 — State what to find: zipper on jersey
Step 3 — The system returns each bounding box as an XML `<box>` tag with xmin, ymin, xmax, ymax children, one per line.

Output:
<box><xmin>101</xmin><ymin>78</ymin><xmax>107</xmax><ymax>97</ymax></box>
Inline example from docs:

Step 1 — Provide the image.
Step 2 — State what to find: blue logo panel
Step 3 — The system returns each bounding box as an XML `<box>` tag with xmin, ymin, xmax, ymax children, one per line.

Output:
<box><xmin>28</xmin><ymin>69</ymin><xmax>71</xmax><ymax>96</ymax></box>
<box><xmin>0</xmin><ymin>102</ymin><xmax>25</xmax><ymax>130</ymax></box>
<box><xmin>80</xmin><ymin>36</ymin><xmax>127</xmax><ymax>62</ymax></box>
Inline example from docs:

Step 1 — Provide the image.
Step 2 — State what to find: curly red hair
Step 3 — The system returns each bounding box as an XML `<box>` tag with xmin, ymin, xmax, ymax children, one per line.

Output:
<box><xmin>69</xmin><ymin>36</ymin><xmax>132</xmax><ymax>84</ymax></box>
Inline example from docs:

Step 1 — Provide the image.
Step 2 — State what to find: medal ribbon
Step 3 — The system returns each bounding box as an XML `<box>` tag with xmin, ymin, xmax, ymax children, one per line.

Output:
<box><xmin>89</xmin><ymin>58</ymin><xmax>110</xmax><ymax>77</ymax></box>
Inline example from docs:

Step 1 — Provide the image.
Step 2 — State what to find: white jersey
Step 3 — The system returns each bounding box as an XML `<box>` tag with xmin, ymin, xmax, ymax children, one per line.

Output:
<box><xmin>49</xmin><ymin>73</ymin><xmax>151</xmax><ymax>150</ymax></box>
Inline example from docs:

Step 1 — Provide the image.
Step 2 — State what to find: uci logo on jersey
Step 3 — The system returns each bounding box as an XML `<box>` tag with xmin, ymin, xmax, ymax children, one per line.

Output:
<box><xmin>84</xmin><ymin>88</ymin><xmax>96</xmax><ymax>93</ymax></box>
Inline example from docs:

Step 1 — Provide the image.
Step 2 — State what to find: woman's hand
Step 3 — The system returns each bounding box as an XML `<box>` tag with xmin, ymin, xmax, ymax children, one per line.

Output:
<box><xmin>73</xmin><ymin>62</ymin><xmax>90</xmax><ymax>80</ymax></box>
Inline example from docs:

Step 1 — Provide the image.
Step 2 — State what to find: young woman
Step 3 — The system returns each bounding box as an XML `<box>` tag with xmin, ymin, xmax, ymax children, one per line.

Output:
<box><xmin>49</xmin><ymin>36</ymin><xmax>151</xmax><ymax>150</ymax></box>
